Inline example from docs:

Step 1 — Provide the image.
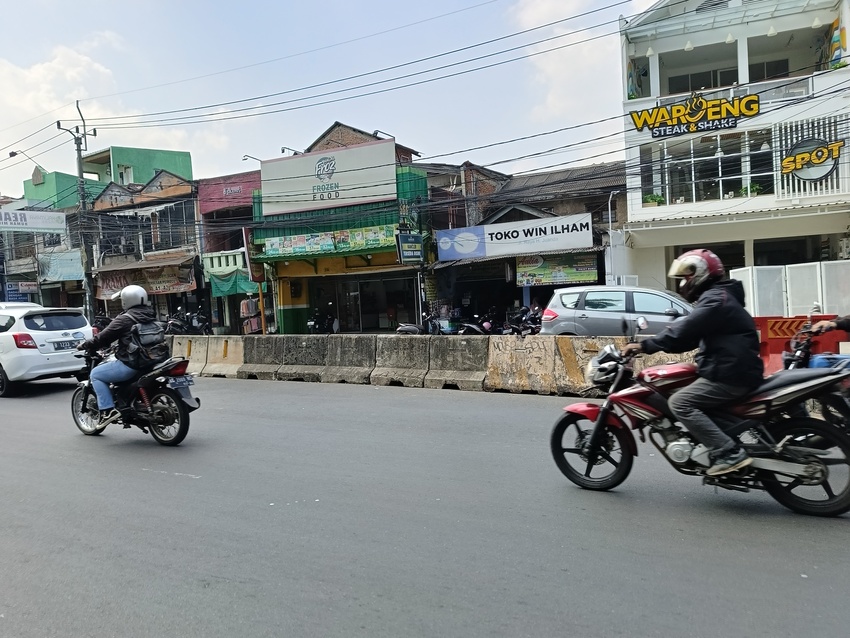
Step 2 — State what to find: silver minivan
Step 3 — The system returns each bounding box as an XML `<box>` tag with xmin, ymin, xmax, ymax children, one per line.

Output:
<box><xmin>539</xmin><ymin>286</ymin><xmax>691</xmax><ymax>336</ymax></box>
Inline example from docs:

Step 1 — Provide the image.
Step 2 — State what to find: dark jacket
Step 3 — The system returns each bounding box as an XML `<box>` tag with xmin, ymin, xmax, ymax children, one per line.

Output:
<box><xmin>640</xmin><ymin>279</ymin><xmax>764</xmax><ymax>388</ymax></box>
<box><xmin>834</xmin><ymin>316</ymin><xmax>850</xmax><ymax>331</ymax></box>
<box><xmin>85</xmin><ymin>305</ymin><xmax>158</xmax><ymax>370</ymax></box>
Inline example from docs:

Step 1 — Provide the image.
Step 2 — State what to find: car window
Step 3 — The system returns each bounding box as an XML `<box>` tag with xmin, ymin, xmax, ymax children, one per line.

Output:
<box><xmin>558</xmin><ymin>292</ymin><xmax>581</xmax><ymax>309</ymax></box>
<box><xmin>633</xmin><ymin>291</ymin><xmax>681</xmax><ymax>315</ymax></box>
<box><xmin>0</xmin><ymin>314</ymin><xmax>13</xmax><ymax>333</ymax></box>
<box><xmin>583</xmin><ymin>291</ymin><xmax>626</xmax><ymax>313</ymax></box>
<box><xmin>23</xmin><ymin>312</ymin><xmax>87</xmax><ymax>331</ymax></box>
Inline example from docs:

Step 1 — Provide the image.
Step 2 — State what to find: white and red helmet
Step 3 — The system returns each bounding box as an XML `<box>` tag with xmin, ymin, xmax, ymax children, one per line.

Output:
<box><xmin>668</xmin><ymin>249</ymin><xmax>725</xmax><ymax>302</ymax></box>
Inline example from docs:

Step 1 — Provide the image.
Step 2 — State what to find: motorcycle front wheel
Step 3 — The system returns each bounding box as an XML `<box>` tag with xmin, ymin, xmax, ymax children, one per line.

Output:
<box><xmin>71</xmin><ymin>386</ymin><xmax>106</xmax><ymax>435</ymax></box>
<box><xmin>760</xmin><ymin>418</ymin><xmax>850</xmax><ymax>517</ymax></box>
<box><xmin>144</xmin><ymin>388</ymin><xmax>190</xmax><ymax>446</ymax></box>
<box><xmin>550</xmin><ymin>413</ymin><xmax>634</xmax><ymax>491</ymax></box>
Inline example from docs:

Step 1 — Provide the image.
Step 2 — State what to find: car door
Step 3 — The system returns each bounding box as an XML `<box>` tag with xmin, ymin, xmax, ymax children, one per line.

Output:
<box><xmin>577</xmin><ymin>289</ymin><xmax>628</xmax><ymax>336</ymax></box>
<box><xmin>631</xmin><ymin>290</ymin><xmax>689</xmax><ymax>335</ymax></box>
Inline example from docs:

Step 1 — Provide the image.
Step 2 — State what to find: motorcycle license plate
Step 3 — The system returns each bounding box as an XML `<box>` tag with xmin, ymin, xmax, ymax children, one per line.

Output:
<box><xmin>53</xmin><ymin>340</ymin><xmax>80</xmax><ymax>351</ymax></box>
<box><xmin>167</xmin><ymin>376</ymin><xmax>194</xmax><ymax>388</ymax></box>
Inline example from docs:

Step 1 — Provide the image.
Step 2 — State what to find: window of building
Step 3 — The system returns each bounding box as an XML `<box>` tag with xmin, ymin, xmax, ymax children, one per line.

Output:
<box><xmin>749</xmin><ymin>59</ymin><xmax>789</xmax><ymax>82</ymax></box>
<box><xmin>640</xmin><ymin>130</ymin><xmax>776</xmax><ymax>205</ymax></box>
<box><xmin>43</xmin><ymin>233</ymin><xmax>61</xmax><ymax>248</ymax></box>
<box><xmin>586</xmin><ymin>200</ymin><xmax>616</xmax><ymax>224</ymax></box>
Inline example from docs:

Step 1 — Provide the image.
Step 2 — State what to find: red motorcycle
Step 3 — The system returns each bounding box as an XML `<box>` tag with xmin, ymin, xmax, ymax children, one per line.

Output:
<box><xmin>550</xmin><ymin>318</ymin><xmax>850</xmax><ymax>517</ymax></box>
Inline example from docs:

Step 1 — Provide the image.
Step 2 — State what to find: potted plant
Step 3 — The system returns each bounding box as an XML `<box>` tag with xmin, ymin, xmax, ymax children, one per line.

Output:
<box><xmin>739</xmin><ymin>183</ymin><xmax>763</xmax><ymax>198</ymax></box>
<box><xmin>642</xmin><ymin>193</ymin><xmax>665</xmax><ymax>206</ymax></box>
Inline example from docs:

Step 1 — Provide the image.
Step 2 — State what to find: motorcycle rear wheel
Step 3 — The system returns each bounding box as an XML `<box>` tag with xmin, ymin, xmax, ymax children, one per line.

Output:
<box><xmin>760</xmin><ymin>418</ymin><xmax>850</xmax><ymax>517</ymax></box>
<box><xmin>550</xmin><ymin>413</ymin><xmax>634</xmax><ymax>491</ymax></box>
<box><xmin>144</xmin><ymin>388</ymin><xmax>190</xmax><ymax>446</ymax></box>
<box><xmin>71</xmin><ymin>386</ymin><xmax>106</xmax><ymax>435</ymax></box>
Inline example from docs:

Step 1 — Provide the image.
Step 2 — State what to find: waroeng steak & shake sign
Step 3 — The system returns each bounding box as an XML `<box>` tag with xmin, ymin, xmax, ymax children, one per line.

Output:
<box><xmin>630</xmin><ymin>92</ymin><xmax>760</xmax><ymax>138</ymax></box>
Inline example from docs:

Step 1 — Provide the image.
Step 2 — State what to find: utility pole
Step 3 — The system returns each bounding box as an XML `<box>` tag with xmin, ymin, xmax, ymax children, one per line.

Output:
<box><xmin>58</xmin><ymin>103</ymin><xmax>96</xmax><ymax>320</ymax></box>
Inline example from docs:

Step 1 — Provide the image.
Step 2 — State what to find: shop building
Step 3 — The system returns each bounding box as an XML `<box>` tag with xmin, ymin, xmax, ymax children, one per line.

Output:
<box><xmin>90</xmin><ymin>169</ymin><xmax>202</xmax><ymax>319</ymax></box>
<box><xmin>619</xmin><ymin>0</ymin><xmax>850</xmax><ymax>302</ymax></box>
<box><xmin>252</xmin><ymin>122</ymin><xmax>428</xmax><ymax>333</ymax></box>
<box><xmin>197</xmin><ymin>170</ymin><xmax>268</xmax><ymax>334</ymax></box>
<box><xmin>431</xmin><ymin>162</ymin><xmax>626</xmax><ymax>322</ymax></box>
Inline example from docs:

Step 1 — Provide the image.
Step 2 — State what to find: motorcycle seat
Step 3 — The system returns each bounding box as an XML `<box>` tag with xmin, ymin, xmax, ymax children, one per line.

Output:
<box><xmin>755</xmin><ymin>367</ymin><xmax>844</xmax><ymax>393</ymax></box>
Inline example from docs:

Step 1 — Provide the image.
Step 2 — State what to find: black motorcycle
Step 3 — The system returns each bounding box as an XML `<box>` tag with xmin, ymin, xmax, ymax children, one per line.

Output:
<box><xmin>164</xmin><ymin>307</ymin><xmax>211</xmax><ymax>335</ymax></box>
<box><xmin>458</xmin><ymin>308</ymin><xmax>501</xmax><ymax>335</ymax></box>
<box><xmin>307</xmin><ymin>303</ymin><xmax>336</xmax><ymax>334</ymax></box>
<box><xmin>71</xmin><ymin>350</ymin><xmax>200</xmax><ymax>446</ymax></box>
<box><xmin>503</xmin><ymin>306</ymin><xmax>542</xmax><ymax>336</ymax></box>
<box><xmin>396</xmin><ymin>310</ymin><xmax>446</xmax><ymax>335</ymax></box>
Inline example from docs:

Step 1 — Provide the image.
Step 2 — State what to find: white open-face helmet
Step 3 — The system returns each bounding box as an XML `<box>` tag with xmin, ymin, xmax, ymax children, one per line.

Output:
<box><xmin>111</xmin><ymin>284</ymin><xmax>149</xmax><ymax>310</ymax></box>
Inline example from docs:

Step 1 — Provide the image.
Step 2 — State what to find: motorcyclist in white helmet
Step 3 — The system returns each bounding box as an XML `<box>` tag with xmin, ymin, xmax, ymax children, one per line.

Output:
<box><xmin>77</xmin><ymin>285</ymin><xmax>161</xmax><ymax>426</ymax></box>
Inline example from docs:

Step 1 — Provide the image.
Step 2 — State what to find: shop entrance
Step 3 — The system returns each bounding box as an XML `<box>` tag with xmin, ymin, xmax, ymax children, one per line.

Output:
<box><xmin>310</xmin><ymin>276</ymin><xmax>416</xmax><ymax>332</ymax></box>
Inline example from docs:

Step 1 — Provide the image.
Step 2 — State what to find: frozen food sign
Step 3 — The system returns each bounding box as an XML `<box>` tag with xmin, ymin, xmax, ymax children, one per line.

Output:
<box><xmin>260</xmin><ymin>139</ymin><xmax>397</xmax><ymax>216</ymax></box>
<box><xmin>436</xmin><ymin>215</ymin><xmax>592</xmax><ymax>261</ymax></box>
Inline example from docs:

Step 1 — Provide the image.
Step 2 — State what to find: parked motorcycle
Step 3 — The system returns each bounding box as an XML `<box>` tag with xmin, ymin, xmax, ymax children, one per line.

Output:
<box><xmin>458</xmin><ymin>308</ymin><xmax>501</xmax><ymax>335</ymax></box>
<box><xmin>550</xmin><ymin>316</ymin><xmax>850</xmax><ymax>517</ymax></box>
<box><xmin>163</xmin><ymin>307</ymin><xmax>211</xmax><ymax>335</ymax></box>
<box><xmin>397</xmin><ymin>310</ymin><xmax>447</xmax><ymax>335</ymax></box>
<box><xmin>307</xmin><ymin>303</ymin><xmax>336</xmax><ymax>334</ymax></box>
<box><xmin>503</xmin><ymin>306</ymin><xmax>542</xmax><ymax>336</ymax></box>
<box><xmin>71</xmin><ymin>350</ymin><xmax>200</xmax><ymax>446</ymax></box>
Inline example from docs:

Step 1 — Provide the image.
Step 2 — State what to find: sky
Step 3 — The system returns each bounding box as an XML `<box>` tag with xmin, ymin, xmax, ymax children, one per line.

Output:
<box><xmin>0</xmin><ymin>0</ymin><xmax>655</xmax><ymax>199</ymax></box>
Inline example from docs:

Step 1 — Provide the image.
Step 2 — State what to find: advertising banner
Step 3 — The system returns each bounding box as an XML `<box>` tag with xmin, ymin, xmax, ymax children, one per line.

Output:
<box><xmin>436</xmin><ymin>215</ymin><xmax>592</xmax><ymax>261</ymax></box>
<box><xmin>4</xmin><ymin>282</ymin><xmax>30</xmax><ymax>301</ymax></box>
<box><xmin>260</xmin><ymin>139</ymin><xmax>397</xmax><ymax>216</ymax></box>
<box><xmin>242</xmin><ymin>228</ymin><xmax>266</xmax><ymax>283</ymax></box>
<box><xmin>96</xmin><ymin>264</ymin><xmax>195</xmax><ymax>299</ymax></box>
<box><xmin>264</xmin><ymin>225</ymin><xmax>397</xmax><ymax>257</ymax></box>
<box><xmin>0</xmin><ymin>209</ymin><xmax>66</xmax><ymax>233</ymax></box>
<box><xmin>515</xmin><ymin>254</ymin><xmax>598</xmax><ymax>287</ymax></box>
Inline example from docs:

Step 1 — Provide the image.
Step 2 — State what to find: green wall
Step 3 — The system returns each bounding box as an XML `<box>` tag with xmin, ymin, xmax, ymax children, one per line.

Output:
<box><xmin>82</xmin><ymin>147</ymin><xmax>193</xmax><ymax>184</ymax></box>
<box><xmin>23</xmin><ymin>172</ymin><xmax>108</xmax><ymax>209</ymax></box>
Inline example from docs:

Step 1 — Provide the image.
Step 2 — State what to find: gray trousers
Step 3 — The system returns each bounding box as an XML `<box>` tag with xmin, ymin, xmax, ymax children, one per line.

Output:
<box><xmin>667</xmin><ymin>377</ymin><xmax>753</xmax><ymax>455</ymax></box>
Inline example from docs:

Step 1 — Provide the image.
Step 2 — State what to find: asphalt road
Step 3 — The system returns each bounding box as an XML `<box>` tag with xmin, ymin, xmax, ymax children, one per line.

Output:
<box><xmin>1</xmin><ymin>377</ymin><xmax>849</xmax><ymax>638</ymax></box>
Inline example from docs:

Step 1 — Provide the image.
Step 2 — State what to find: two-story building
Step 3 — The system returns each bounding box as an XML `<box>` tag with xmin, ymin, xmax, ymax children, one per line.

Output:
<box><xmin>620</xmin><ymin>0</ymin><xmax>850</xmax><ymax>309</ymax></box>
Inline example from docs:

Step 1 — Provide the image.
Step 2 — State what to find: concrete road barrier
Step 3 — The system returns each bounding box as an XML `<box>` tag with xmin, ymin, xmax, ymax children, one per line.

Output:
<box><xmin>322</xmin><ymin>334</ymin><xmax>376</xmax><ymax>384</ymax></box>
<box><xmin>424</xmin><ymin>335</ymin><xmax>488</xmax><ymax>391</ymax></box>
<box><xmin>172</xmin><ymin>336</ymin><xmax>208</xmax><ymax>376</ymax></box>
<box><xmin>200</xmin><ymin>336</ymin><xmax>244</xmax><ymax>378</ymax></box>
<box><xmin>276</xmin><ymin>335</ymin><xmax>328</xmax><ymax>382</ymax></box>
<box><xmin>371</xmin><ymin>335</ymin><xmax>429</xmax><ymax>388</ymax></box>
<box><xmin>553</xmin><ymin>336</ymin><xmax>622</xmax><ymax>396</ymax></box>
<box><xmin>237</xmin><ymin>336</ymin><xmax>284</xmax><ymax>380</ymax></box>
<box><xmin>485</xmin><ymin>335</ymin><xmax>556</xmax><ymax>394</ymax></box>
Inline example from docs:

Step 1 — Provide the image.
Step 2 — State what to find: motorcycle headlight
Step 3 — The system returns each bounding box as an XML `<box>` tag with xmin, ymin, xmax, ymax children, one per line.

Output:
<box><xmin>585</xmin><ymin>356</ymin><xmax>616</xmax><ymax>387</ymax></box>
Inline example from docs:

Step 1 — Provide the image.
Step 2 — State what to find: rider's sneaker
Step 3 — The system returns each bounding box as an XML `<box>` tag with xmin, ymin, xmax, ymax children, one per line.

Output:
<box><xmin>99</xmin><ymin>408</ymin><xmax>121</xmax><ymax>427</ymax></box>
<box><xmin>706</xmin><ymin>447</ymin><xmax>752</xmax><ymax>476</ymax></box>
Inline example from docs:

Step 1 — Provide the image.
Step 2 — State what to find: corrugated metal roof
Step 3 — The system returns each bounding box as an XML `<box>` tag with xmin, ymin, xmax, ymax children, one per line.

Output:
<box><xmin>433</xmin><ymin>245</ymin><xmax>605</xmax><ymax>269</ymax></box>
<box><xmin>625</xmin><ymin>200</ymin><xmax>850</xmax><ymax>229</ymax></box>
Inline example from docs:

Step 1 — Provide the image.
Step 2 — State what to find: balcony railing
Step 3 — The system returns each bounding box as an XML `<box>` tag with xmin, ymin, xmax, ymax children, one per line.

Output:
<box><xmin>657</xmin><ymin>76</ymin><xmax>811</xmax><ymax>108</ymax></box>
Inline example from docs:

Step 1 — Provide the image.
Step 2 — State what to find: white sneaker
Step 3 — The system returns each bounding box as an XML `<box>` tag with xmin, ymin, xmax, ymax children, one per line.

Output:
<box><xmin>99</xmin><ymin>408</ymin><xmax>121</xmax><ymax>427</ymax></box>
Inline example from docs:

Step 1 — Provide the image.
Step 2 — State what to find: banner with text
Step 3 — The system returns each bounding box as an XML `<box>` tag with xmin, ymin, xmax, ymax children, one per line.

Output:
<box><xmin>515</xmin><ymin>253</ymin><xmax>598</xmax><ymax>287</ymax></box>
<box><xmin>436</xmin><ymin>215</ymin><xmax>592</xmax><ymax>261</ymax></box>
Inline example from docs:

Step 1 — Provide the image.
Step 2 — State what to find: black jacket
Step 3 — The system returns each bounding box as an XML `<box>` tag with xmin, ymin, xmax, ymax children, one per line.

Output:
<box><xmin>85</xmin><ymin>305</ymin><xmax>158</xmax><ymax>369</ymax></box>
<box><xmin>639</xmin><ymin>279</ymin><xmax>764</xmax><ymax>388</ymax></box>
<box><xmin>834</xmin><ymin>316</ymin><xmax>850</xmax><ymax>331</ymax></box>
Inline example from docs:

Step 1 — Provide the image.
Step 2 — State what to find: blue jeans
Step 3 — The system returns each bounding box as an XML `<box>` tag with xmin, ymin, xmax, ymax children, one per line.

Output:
<box><xmin>90</xmin><ymin>358</ymin><xmax>137</xmax><ymax>410</ymax></box>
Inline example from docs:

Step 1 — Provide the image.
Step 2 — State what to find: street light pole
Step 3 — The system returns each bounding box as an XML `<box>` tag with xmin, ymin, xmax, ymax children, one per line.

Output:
<box><xmin>57</xmin><ymin>120</ymin><xmax>97</xmax><ymax>321</ymax></box>
<box><xmin>607</xmin><ymin>190</ymin><xmax>620</xmax><ymax>285</ymax></box>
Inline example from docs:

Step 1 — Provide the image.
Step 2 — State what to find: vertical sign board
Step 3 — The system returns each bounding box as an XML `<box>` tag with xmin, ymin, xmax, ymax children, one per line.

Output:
<box><xmin>397</xmin><ymin>233</ymin><xmax>424</xmax><ymax>265</ymax></box>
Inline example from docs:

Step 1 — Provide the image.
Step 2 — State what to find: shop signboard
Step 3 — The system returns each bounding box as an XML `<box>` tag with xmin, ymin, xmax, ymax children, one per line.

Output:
<box><xmin>5</xmin><ymin>282</ymin><xmax>29</xmax><ymax>302</ymax></box>
<box><xmin>515</xmin><ymin>254</ymin><xmax>598</xmax><ymax>287</ymax></box>
<box><xmin>436</xmin><ymin>215</ymin><xmax>592</xmax><ymax>262</ymax></box>
<box><xmin>264</xmin><ymin>224</ymin><xmax>397</xmax><ymax>256</ymax></box>
<box><xmin>0</xmin><ymin>209</ymin><xmax>66</xmax><ymax>233</ymax></box>
<box><xmin>242</xmin><ymin>228</ymin><xmax>266</xmax><ymax>283</ymax></box>
<box><xmin>96</xmin><ymin>265</ymin><xmax>195</xmax><ymax>299</ymax></box>
<box><xmin>17</xmin><ymin>281</ymin><xmax>39</xmax><ymax>293</ymax></box>
<box><xmin>260</xmin><ymin>139</ymin><xmax>397</xmax><ymax>216</ymax></box>
<box><xmin>629</xmin><ymin>91</ymin><xmax>760</xmax><ymax>139</ymax></box>
<box><xmin>397</xmin><ymin>232</ymin><xmax>424</xmax><ymax>264</ymax></box>
<box><xmin>781</xmin><ymin>138</ymin><xmax>845</xmax><ymax>182</ymax></box>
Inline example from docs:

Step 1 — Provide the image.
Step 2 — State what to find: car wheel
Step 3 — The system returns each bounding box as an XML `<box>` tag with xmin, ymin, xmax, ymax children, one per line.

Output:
<box><xmin>0</xmin><ymin>365</ymin><xmax>18</xmax><ymax>398</ymax></box>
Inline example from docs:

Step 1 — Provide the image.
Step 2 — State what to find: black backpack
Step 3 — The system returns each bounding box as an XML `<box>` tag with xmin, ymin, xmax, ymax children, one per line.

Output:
<box><xmin>126</xmin><ymin>320</ymin><xmax>170</xmax><ymax>369</ymax></box>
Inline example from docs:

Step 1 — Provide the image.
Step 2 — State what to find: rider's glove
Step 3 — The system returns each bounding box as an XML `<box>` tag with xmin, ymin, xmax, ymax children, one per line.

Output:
<box><xmin>811</xmin><ymin>320</ymin><xmax>836</xmax><ymax>335</ymax></box>
<box><xmin>77</xmin><ymin>340</ymin><xmax>95</xmax><ymax>351</ymax></box>
<box><xmin>621</xmin><ymin>342</ymin><xmax>643</xmax><ymax>357</ymax></box>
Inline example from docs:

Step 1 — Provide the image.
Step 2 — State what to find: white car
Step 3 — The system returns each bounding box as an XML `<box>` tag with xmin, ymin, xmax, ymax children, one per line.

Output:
<box><xmin>0</xmin><ymin>302</ymin><xmax>93</xmax><ymax>397</ymax></box>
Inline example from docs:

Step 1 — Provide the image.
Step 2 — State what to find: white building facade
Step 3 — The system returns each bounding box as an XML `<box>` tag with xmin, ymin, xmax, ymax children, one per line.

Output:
<box><xmin>619</xmin><ymin>0</ymin><xmax>850</xmax><ymax>302</ymax></box>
